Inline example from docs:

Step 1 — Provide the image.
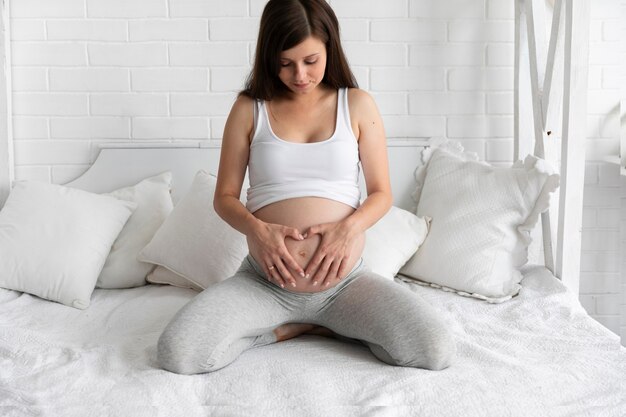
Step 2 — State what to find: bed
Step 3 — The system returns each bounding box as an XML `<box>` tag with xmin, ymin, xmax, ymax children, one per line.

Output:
<box><xmin>0</xmin><ymin>140</ymin><xmax>625</xmax><ymax>417</ymax></box>
<box><xmin>1</xmin><ymin>0</ymin><xmax>625</xmax><ymax>415</ymax></box>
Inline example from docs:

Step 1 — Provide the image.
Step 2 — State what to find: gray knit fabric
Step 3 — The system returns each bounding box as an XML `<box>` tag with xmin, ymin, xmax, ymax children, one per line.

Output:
<box><xmin>158</xmin><ymin>255</ymin><xmax>456</xmax><ymax>374</ymax></box>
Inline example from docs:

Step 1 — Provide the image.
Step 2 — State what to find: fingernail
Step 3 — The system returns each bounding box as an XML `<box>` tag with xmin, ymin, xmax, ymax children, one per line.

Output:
<box><xmin>300</xmin><ymin>272</ymin><xmax>305</xmax><ymax>278</ymax></box>
<box><xmin>313</xmin><ymin>281</ymin><xmax>318</xmax><ymax>286</ymax></box>
<box><xmin>299</xmin><ymin>234</ymin><xmax>304</xmax><ymax>240</ymax></box>
<box><xmin>291</xmin><ymin>282</ymin><xmax>296</xmax><ymax>288</ymax></box>
<box><xmin>305</xmin><ymin>274</ymin><xmax>310</xmax><ymax>279</ymax></box>
<box><xmin>324</xmin><ymin>282</ymin><xmax>329</xmax><ymax>287</ymax></box>
<box><xmin>303</xmin><ymin>233</ymin><xmax>308</xmax><ymax>238</ymax></box>
<box><xmin>280</xmin><ymin>283</ymin><xmax>284</xmax><ymax>288</ymax></box>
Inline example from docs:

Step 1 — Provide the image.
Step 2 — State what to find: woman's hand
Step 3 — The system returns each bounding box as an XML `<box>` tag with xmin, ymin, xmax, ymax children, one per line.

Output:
<box><xmin>248</xmin><ymin>221</ymin><xmax>306</xmax><ymax>289</ymax></box>
<box><xmin>302</xmin><ymin>220</ymin><xmax>360</xmax><ymax>288</ymax></box>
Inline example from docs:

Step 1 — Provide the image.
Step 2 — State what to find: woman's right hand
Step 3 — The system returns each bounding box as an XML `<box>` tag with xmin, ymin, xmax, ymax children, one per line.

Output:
<box><xmin>249</xmin><ymin>221</ymin><xmax>306</xmax><ymax>289</ymax></box>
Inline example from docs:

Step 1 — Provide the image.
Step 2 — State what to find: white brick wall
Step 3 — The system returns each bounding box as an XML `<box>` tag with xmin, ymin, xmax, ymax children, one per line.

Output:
<box><xmin>7</xmin><ymin>0</ymin><xmax>623</xmax><ymax>341</ymax></box>
<box><xmin>583</xmin><ymin>0</ymin><xmax>623</xmax><ymax>341</ymax></box>
<box><xmin>582</xmin><ymin>162</ymin><xmax>622</xmax><ymax>337</ymax></box>
<box><xmin>621</xmin><ymin>0</ymin><xmax>626</xmax><ymax>345</ymax></box>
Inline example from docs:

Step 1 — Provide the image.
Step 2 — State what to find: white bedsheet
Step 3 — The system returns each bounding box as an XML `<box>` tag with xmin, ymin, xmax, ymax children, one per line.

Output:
<box><xmin>0</xmin><ymin>265</ymin><xmax>624</xmax><ymax>417</ymax></box>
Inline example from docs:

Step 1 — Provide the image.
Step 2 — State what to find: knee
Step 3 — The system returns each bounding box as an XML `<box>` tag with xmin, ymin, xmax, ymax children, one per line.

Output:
<box><xmin>157</xmin><ymin>334</ymin><xmax>187</xmax><ymax>374</ymax></box>
<box><xmin>419</xmin><ymin>329</ymin><xmax>456</xmax><ymax>371</ymax></box>
<box><xmin>157</xmin><ymin>332</ymin><xmax>205</xmax><ymax>375</ymax></box>
<box><xmin>393</xmin><ymin>327</ymin><xmax>456</xmax><ymax>371</ymax></box>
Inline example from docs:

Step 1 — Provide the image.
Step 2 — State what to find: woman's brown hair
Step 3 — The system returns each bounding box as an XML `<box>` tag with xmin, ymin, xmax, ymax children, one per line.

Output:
<box><xmin>240</xmin><ymin>0</ymin><xmax>358</xmax><ymax>100</ymax></box>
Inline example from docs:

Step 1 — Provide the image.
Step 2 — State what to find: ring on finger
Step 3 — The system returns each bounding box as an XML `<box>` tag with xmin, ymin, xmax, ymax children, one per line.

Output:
<box><xmin>268</xmin><ymin>265</ymin><xmax>275</xmax><ymax>270</ymax></box>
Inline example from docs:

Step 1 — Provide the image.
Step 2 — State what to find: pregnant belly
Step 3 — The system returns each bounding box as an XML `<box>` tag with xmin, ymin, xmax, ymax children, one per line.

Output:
<box><xmin>248</xmin><ymin>197</ymin><xmax>365</xmax><ymax>293</ymax></box>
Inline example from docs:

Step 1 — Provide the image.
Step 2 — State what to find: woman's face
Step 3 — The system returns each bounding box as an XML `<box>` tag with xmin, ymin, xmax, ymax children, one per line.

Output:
<box><xmin>278</xmin><ymin>36</ymin><xmax>327</xmax><ymax>95</ymax></box>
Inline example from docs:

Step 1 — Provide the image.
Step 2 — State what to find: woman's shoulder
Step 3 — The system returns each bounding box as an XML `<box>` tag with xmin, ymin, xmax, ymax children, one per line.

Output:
<box><xmin>346</xmin><ymin>88</ymin><xmax>378</xmax><ymax>116</ymax></box>
<box><xmin>228</xmin><ymin>94</ymin><xmax>257</xmax><ymax>126</ymax></box>
<box><xmin>231</xmin><ymin>94</ymin><xmax>256</xmax><ymax>114</ymax></box>
<box><xmin>224</xmin><ymin>94</ymin><xmax>256</xmax><ymax>140</ymax></box>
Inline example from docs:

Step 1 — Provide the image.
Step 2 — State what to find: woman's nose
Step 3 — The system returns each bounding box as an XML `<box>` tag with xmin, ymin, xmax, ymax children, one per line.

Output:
<box><xmin>294</xmin><ymin>63</ymin><xmax>306</xmax><ymax>80</ymax></box>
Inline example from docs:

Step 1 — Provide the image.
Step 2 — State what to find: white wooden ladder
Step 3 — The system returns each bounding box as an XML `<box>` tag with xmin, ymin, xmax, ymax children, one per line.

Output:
<box><xmin>515</xmin><ymin>0</ymin><xmax>590</xmax><ymax>295</ymax></box>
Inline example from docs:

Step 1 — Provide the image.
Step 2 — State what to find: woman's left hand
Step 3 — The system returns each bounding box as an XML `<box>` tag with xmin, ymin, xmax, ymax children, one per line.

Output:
<box><xmin>302</xmin><ymin>220</ymin><xmax>359</xmax><ymax>288</ymax></box>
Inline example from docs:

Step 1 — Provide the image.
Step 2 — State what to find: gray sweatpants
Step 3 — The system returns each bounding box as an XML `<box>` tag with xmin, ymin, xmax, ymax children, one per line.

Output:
<box><xmin>157</xmin><ymin>255</ymin><xmax>456</xmax><ymax>375</ymax></box>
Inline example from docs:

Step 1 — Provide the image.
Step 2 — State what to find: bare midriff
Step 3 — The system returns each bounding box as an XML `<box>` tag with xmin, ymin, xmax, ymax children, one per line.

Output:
<box><xmin>248</xmin><ymin>197</ymin><xmax>365</xmax><ymax>293</ymax></box>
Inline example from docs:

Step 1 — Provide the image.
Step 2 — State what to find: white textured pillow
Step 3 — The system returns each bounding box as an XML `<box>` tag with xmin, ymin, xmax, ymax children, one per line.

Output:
<box><xmin>362</xmin><ymin>206</ymin><xmax>430</xmax><ymax>280</ymax></box>
<box><xmin>138</xmin><ymin>170</ymin><xmax>248</xmax><ymax>289</ymax></box>
<box><xmin>0</xmin><ymin>181</ymin><xmax>135</xmax><ymax>309</ymax></box>
<box><xmin>399</xmin><ymin>142</ymin><xmax>560</xmax><ymax>303</ymax></box>
<box><xmin>97</xmin><ymin>172</ymin><xmax>174</xmax><ymax>289</ymax></box>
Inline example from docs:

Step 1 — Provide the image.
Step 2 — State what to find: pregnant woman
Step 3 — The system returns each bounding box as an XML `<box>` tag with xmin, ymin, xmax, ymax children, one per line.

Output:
<box><xmin>157</xmin><ymin>0</ymin><xmax>455</xmax><ymax>374</ymax></box>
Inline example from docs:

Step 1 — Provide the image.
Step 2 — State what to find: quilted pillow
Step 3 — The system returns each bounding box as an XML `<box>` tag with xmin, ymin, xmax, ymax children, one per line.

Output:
<box><xmin>398</xmin><ymin>141</ymin><xmax>560</xmax><ymax>303</ymax></box>
<box><xmin>0</xmin><ymin>181</ymin><xmax>135</xmax><ymax>309</ymax></box>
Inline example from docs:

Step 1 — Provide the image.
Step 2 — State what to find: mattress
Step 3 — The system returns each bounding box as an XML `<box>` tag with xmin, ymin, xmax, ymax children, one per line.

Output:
<box><xmin>0</xmin><ymin>265</ymin><xmax>624</xmax><ymax>417</ymax></box>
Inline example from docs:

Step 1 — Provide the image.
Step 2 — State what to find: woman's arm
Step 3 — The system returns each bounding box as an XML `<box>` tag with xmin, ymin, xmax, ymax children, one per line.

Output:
<box><xmin>214</xmin><ymin>96</ymin><xmax>305</xmax><ymax>288</ymax></box>
<box><xmin>303</xmin><ymin>89</ymin><xmax>392</xmax><ymax>286</ymax></box>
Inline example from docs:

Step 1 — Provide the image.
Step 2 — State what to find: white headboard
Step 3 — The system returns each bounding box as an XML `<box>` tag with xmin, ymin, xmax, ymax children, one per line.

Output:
<box><xmin>65</xmin><ymin>140</ymin><xmax>430</xmax><ymax>212</ymax></box>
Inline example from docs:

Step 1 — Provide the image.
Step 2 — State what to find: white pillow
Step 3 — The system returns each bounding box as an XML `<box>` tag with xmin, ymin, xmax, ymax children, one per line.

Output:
<box><xmin>0</xmin><ymin>181</ymin><xmax>135</xmax><ymax>309</ymax></box>
<box><xmin>97</xmin><ymin>172</ymin><xmax>174</xmax><ymax>289</ymax></box>
<box><xmin>362</xmin><ymin>206</ymin><xmax>430</xmax><ymax>280</ymax></box>
<box><xmin>399</xmin><ymin>141</ymin><xmax>560</xmax><ymax>303</ymax></box>
<box><xmin>138</xmin><ymin>170</ymin><xmax>248</xmax><ymax>289</ymax></box>
<box><xmin>145</xmin><ymin>205</ymin><xmax>429</xmax><ymax>291</ymax></box>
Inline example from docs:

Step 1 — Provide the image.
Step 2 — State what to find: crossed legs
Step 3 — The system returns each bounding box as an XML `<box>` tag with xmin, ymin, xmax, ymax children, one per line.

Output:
<box><xmin>157</xmin><ymin>258</ymin><xmax>455</xmax><ymax>375</ymax></box>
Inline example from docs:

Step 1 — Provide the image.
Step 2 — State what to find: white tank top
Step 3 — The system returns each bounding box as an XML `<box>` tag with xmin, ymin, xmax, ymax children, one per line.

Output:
<box><xmin>246</xmin><ymin>88</ymin><xmax>361</xmax><ymax>213</ymax></box>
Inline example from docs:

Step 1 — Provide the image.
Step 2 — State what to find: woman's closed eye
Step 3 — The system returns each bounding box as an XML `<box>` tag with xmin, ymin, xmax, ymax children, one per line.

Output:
<box><xmin>280</xmin><ymin>60</ymin><xmax>318</xmax><ymax>67</ymax></box>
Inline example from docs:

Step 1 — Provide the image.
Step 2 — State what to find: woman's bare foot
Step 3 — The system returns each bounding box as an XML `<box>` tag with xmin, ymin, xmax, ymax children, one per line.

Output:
<box><xmin>273</xmin><ymin>323</ymin><xmax>335</xmax><ymax>342</ymax></box>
